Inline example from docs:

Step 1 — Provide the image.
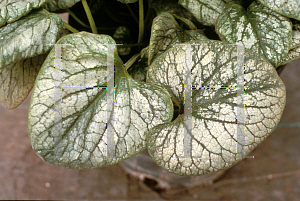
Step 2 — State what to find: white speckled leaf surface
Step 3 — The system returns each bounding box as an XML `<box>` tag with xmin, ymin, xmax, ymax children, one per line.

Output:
<box><xmin>257</xmin><ymin>0</ymin><xmax>300</xmax><ymax>21</ymax></box>
<box><xmin>279</xmin><ymin>46</ymin><xmax>300</xmax><ymax>65</ymax></box>
<box><xmin>290</xmin><ymin>29</ymin><xmax>300</xmax><ymax>49</ymax></box>
<box><xmin>179</xmin><ymin>0</ymin><xmax>226</xmax><ymax>26</ymax></box>
<box><xmin>0</xmin><ymin>0</ymin><xmax>48</xmax><ymax>27</ymax></box>
<box><xmin>0</xmin><ymin>8</ymin><xmax>63</xmax><ymax>109</ymax></box>
<box><xmin>215</xmin><ymin>2</ymin><xmax>293</xmax><ymax>67</ymax></box>
<box><xmin>146</xmin><ymin>40</ymin><xmax>286</xmax><ymax>176</ymax></box>
<box><xmin>28</xmin><ymin>32</ymin><xmax>173</xmax><ymax>169</ymax></box>
<box><xmin>43</xmin><ymin>0</ymin><xmax>81</xmax><ymax>12</ymax></box>
<box><xmin>0</xmin><ymin>8</ymin><xmax>63</xmax><ymax>70</ymax></box>
<box><xmin>149</xmin><ymin>12</ymin><xmax>208</xmax><ymax>66</ymax></box>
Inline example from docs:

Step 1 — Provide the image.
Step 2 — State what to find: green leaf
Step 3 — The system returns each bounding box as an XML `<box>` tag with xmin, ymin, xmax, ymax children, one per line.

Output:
<box><xmin>89</xmin><ymin>0</ymin><xmax>106</xmax><ymax>14</ymax></box>
<box><xmin>148</xmin><ymin>12</ymin><xmax>208</xmax><ymax>66</ymax></box>
<box><xmin>0</xmin><ymin>54</ymin><xmax>47</xmax><ymax>109</ymax></box>
<box><xmin>128</xmin><ymin>56</ymin><xmax>149</xmax><ymax>83</ymax></box>
<box><xmin>0</xmin><ymin>0</ymin><xmax>48</xmax><ymax>28</ymax></box>
<box><xmin>223</xmin><ymin>0</ymin><xmax>242</xmax><ymax>4</ymax></box>
<box><xmin>128</xmin><ymin>47</ymin><xmax>149</xmax><ymax>82</ymax></box>
<box><xmin>43</xmin><ymin>0</ymin><xmax>81</xmax><ymax>12</ymax></box>
<box><xmin>113</xmin><ymin>26</ymin><xmax>132</xmax><ymax>56</ymax></box>
<box><xmin>257</xmin><ymin>0</ymin><xmax>300</xmax><ymax>21</ymax></box>
<box><xmin>146</xmin><ymin>40</ymin><xmax>286</xmax><ymax>176</ymax></box>
<box><xmin>215</xmin><ymin>2</ymin><xmax>293</xmax><ymax>67</ymax></box>
<box><xmin>28</xmin><ymin>32</ymin><xmax>174</xmax><ymax>169</ymax></box>
<box><xmin>151</xmin><ymin>0</ymin><xmax>200</xmax><ymax>24</ymax></box>
<box><xmin>0</xmin><ymin>8</ymin><xmax>63</xmax><ymax>70</ymax></box>
<box><xmin>117</xmin><ymin>0</ymin><xmax>138</xmax><ymax>4</ymax></box>
<box><xmin>173</xmin><ymin>14</ymin><xmax>197</xmax><ymax>30</ymax></box>
<box><xmin>179</xmin><ymin>0</ymin><xmax>226</xmax><ymax>26</ymax></box>
<box><xmin>184</xmin><ymin>29</ymin><xmax>208</xmax><ymax>42</ymax></box>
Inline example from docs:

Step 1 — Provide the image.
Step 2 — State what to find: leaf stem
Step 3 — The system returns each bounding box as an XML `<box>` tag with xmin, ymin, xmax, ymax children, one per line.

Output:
<box><xmin>63</xmin><ymin>22</ymin><xmax>79</xmax><ymax>33</ymax></box>
<box><xmin>61</xmin><ymin>28</ymin><xmax>70</xmax><ymax>35</ymax></box>
<box><xmin>81</xmin><ymin>0</ymin><xmax>98</xmax><ymax>34</ymax></box>
<box><xmin>66</xmin><ymin>8</ymin><xmax>90</xmax><ymax>28</ymax></box>
<box><xmin>66</xmin><ymin>8</ymin><xmax>117</xmax><ymax>30</ymax></box>
<box><xmin>138</xmin><ymin>0</ymin><xmax>144</xmax><ymax>44</ymax></box>
<box><xmin>173</xmin><ymin>14</ymin><xmax>197</xmax><ymax>30</ymax></box>
<box><xmin>126</xmin><ymin>4</ymin><xmax>139</xmax><ymax>24</ymax></box>
<box><xmin>125</xmin><ymin>52</ymin><xmax>141</xmax><ymax>70</ymax></box>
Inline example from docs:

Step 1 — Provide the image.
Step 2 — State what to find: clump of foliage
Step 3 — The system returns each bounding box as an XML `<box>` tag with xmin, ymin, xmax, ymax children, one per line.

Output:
<box><xmin>0</xmin><ymin>0</ymin><xmax>298</xmax><ymax>176</ymax></box>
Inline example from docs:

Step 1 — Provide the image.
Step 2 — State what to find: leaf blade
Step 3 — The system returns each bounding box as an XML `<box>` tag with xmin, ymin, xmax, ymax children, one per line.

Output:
<box><xmin>0</xmin><ymin>0</ymin><xmax>48</xmax><ymax>27</ymax></box>
<box><xmin>0</xmin><ymin>54</ymin><xmax>47</xmax><ymax>109</ymax></box>
<box><xmin>147</xmin><ymin>40</ymin><xmax>286</xmax><ymax>176</ymax></box>
<box><xmin>215</xmin><ymin>2</ymin><xmax>293</xmax><ymax>67</ymax></box>
<box><xmin>28</xmin><ymin>32</ymin><xmax>174</xmax><ymax>169</ymax></box>
<box><xmin>0</xmin><ymin>9</ymin><xmax>63</xmax><ymax>70</ymax></box>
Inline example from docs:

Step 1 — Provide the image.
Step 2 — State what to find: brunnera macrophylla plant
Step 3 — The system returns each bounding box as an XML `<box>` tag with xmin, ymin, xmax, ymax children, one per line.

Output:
<box><xmin>0</xmin><ymin>0</ymin><xmax>298</xmax><ymax>176</ymax></box>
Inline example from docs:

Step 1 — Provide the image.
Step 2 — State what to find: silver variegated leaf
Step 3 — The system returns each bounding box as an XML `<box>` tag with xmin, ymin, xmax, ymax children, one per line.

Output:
<box><xmin>280</xmin><ymin>46</ymin><xmax>300</xmax><ymax>65</ymax></box>
<box><xmin>257</xmin><ymin>0</ymin><xmax>300</xmax><ymax>21</ymax></box>
<box><xmin>179</xmin><ymin>0</ymin><xmax>226</xmax><ymax>26</ymax></box>
<box><xmin>291</xmin><ymin>29</ymin><xmax>300</xmax><ymax>49</ymax></box>
<box><xmin>43</xmin><ymin>0</ymin><xmax>81</xmax><ymax>12</ymax></box>
<box><xmin>146</xmin><ymin>40</ymin><xmax>286</xmax><ymax>176</ymax></box>
<box><xmin>0</xmin><ymin>8</ymin><xmax>63</xmax><ymax>70</ymax></box>
<box><xmin>184</xmin><ymin>29</ymin><xmax>208</xmax><ymax>42</ymax></box>
<box><xmin>151</xmin><ymin>0</ymin><xmax>199</xmax><ymax>24</ymax></box>
<box><xmin>0</xmin><ymin>0</ymin><xmax>48</xmax><ymax>27</ymax></box>
<box><xmin>28</xmin><ymin>32</ymin><xmax>173</xmax><ymax>169</ymax></box>
<box><xmin>149</xmin><ymin>12</ymin><xmax>208</xmax><ymax>66</ymax></box>
<box><xmin>215</xmin><ymin>2</ymin><xmax>292</xmax><ymax>67</ymax></box>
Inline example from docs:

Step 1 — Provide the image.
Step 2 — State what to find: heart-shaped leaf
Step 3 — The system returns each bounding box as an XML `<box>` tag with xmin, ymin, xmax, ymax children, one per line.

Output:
<box><xmin>146</xmin><ymin>40</ymin><xmax>286</xmax><ymax>176</ymax></box>
<box><xmin>148</xmin><ymin>12</ymin><xmax>208</xmax><ymax>66</ymax></box>
<box><xmin>0</xmin><ymin>0</ymin><xmax>48</xmax><ymax>28</ymax></box>
<box><xmin>28</xmin><ymin>32</ymin><xmax>173</xmax><ymax>169</ymax></box>
<box><xmin>179</xmin><ymin>0</ymin><xmax>226</xmax><ymax>26</ymax></box>
<box><xmin>257</xmin><ymin>0</ymin><xmax>300</xmax><ymax>21</ymax></box>
<box><xmin>43</xmin><ymin>0</ymin><xmax>81</xmax><ymax>12</ymax></box>
<box><xmin>0</xmin><ymin>54</ymin><xmax>47</xmax><ymax>109</ymax></box>
<box><xmin>215</xmin><ymin>2</ymin><xmax>293</xmax><ymax>67</ymax></box>
<box><xmin>0</xmin><ymin>8</ymin><xmax>63</xmax><ymax>70</ymax></box>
